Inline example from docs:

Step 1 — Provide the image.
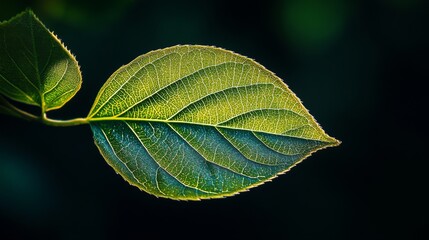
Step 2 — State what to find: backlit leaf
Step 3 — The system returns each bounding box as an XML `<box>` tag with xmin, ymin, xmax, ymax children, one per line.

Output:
<box><xmin>0</xmin><ymin>10</ymin><xmax>81</xmax><ymax>111</ymax></box>
<box><xmin>88</xmin><ymin>45</ymin><xmax>339</xmax><ymax>200</ymax></box>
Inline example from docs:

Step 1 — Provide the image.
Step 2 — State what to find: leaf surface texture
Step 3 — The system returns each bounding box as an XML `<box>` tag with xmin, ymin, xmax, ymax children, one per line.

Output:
<box><xmin>88</xmin><ymin>45</ymin><xmax>339</xmax><ymax>200</ymax></box>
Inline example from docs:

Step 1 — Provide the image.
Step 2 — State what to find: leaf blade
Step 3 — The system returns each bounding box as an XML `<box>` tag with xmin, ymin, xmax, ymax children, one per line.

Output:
<box><xmin>89</xmin><ymin>45</ymin><xmax>339</xmax><ymax>200</ymax></box>
<box><xmin>0</xmin><ymin>10</ymin><xmax>81</xmax><ymax>111</ymax></box>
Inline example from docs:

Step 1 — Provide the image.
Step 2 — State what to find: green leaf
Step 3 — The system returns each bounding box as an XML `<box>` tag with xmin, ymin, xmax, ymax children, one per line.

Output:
<box><xmin>88</xmin><ymin>45</ymin><xmax>339</xmax><ymax>200</ymax></box>
<box><xmin>0</xmin><ymin>10</ymin><xmax>81</xmax><ymax>112</ymax></box>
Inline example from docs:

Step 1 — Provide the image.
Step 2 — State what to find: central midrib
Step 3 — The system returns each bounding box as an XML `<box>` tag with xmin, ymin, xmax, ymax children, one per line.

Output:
<box><xmin>89</xmin><ymin>116</ymin><xmax>277</xmax><ymax>134</ymax></box>
<box><xmin>87</xmin><ymin>116</ymin><xmax>328</xmax><ymax>143</ymax></box>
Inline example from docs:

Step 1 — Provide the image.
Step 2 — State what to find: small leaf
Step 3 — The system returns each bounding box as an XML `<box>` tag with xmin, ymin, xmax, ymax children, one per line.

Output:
<box><xmin>0</xmin><ymin>10</ymin><xmax>81</xmax><ymax>111</ymax></box>
<box><xmin>88</xmin><ymin>45</ymin><xmax>339</xmax><ymax>200</ymax></box>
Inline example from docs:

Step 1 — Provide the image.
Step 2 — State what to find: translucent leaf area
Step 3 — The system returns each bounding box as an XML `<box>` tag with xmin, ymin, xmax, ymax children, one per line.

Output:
<box><xmin>88</xmin><ymin>45</ymin><xmax>339</xmax><ymax>200</ymax></box>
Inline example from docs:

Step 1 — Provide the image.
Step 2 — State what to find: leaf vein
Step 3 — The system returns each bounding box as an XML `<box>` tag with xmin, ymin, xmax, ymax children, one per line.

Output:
<box><xmin>112</xmin><ymin>62</ymin><xmax>238</xmax><ymax>118</ymax></box>
<box><xmin>89</xmin><ymin>52</ymin><xmax>178</xmax><ymax>118</ymax></box>
<box><xmin>123</xmin><ymin>121</ymin><xmax>216</xmax><ymax>194</ymax></box>
<box><xmin>98</xmin><ymin>127</ymin><xmax>147</xmax><ymax>188</ymax></box>
<box><xmin>215</xmin><ymin>127</ymin><xmax>286</xmax><ymax>166</ymax></box>
<box><xmin>168</xmin><ymin>123</ymin><xmax>258</xmax><ymax>179</ymax></box>
<box><xmin>3</xmin><ymin>32</ymin><xmax>39</xmax><ymax>94</ymax></box>
<box><xmin>43</xmin><ymin>59</ymin><xmax>70</xmax><ymax>96</ymax></box>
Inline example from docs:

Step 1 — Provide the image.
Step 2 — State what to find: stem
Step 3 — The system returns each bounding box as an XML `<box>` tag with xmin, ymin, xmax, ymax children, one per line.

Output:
<box><xmin>1</xmin><ymin>96</ymin><xmax>89</xmax><ymax>127</ymax></box>
<box><xmin>40</xmin><ymin>95</ymin><xmax>88</xmax><ymax>126</ymax></box>
<box><xmin>40</xmin><ymin>113</ymin><xmax>89</xmax><ymax>127</ymax></box>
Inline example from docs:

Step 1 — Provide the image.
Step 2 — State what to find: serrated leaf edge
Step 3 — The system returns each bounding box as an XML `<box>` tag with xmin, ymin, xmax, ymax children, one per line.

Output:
<box><xmin>0</xmin><ymin>9</ymin><xmax>82</xmax><ymax>111</ymax></box>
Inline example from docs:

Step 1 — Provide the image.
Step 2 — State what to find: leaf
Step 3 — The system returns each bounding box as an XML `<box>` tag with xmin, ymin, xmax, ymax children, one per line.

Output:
<box><xmin>0</xmin><ymin>10</ymin><xmax>81</xmax><ymax>111</ymax></box>
<box><xmin>88</xmin><ymin>45</ymin><xmax>339</xmax><ymax>200</ymax></box>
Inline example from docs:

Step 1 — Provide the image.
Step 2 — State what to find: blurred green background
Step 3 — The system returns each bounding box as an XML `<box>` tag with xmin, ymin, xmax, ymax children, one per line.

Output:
<box><xmin>1</xmin><ymin>0</ymin><xmax>427</xmax><ymax>239</ymax></box>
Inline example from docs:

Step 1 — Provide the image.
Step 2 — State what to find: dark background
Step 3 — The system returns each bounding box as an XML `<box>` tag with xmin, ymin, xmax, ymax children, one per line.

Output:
<box><xmin>1</xmin><ymin>0</ymin><xmax>427</xmax><ymax>239</ymax></box>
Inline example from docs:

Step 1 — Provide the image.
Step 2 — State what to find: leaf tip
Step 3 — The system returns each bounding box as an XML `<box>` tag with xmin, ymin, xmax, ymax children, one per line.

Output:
<box><xmin>325</xmin><ymin>135</ymin><xmax>341</xmax><ymax>147</ymax></box>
